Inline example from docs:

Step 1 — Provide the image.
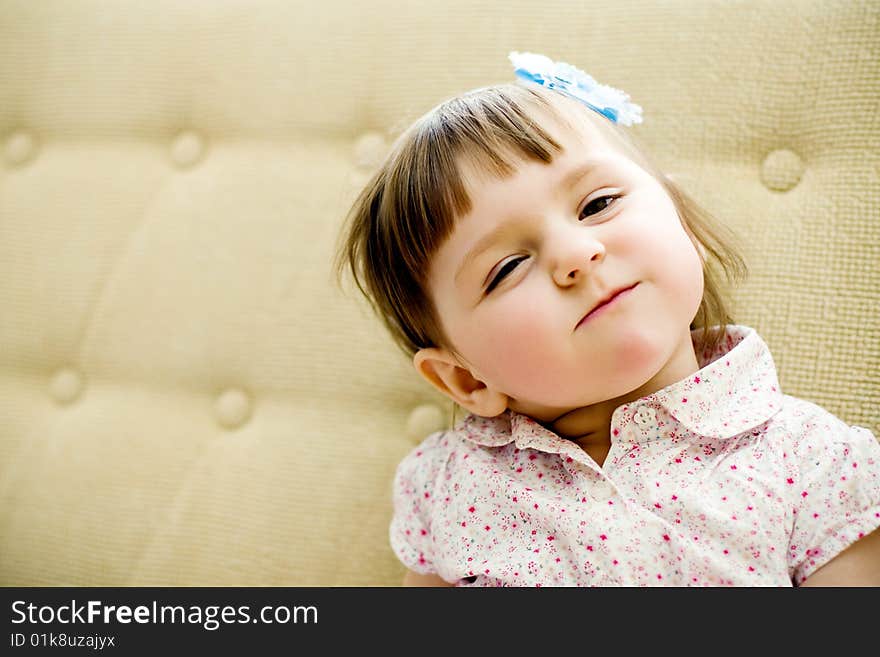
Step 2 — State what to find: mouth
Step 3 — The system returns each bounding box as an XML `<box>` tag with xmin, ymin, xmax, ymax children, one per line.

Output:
<box><xmin>576</xmin><ymin>283</ymin><xmax>639</xmax><ymax>329</ymax></box>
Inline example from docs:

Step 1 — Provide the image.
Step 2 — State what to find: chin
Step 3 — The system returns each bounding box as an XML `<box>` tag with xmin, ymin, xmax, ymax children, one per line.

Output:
<box><xmin>605</xmin><ymin>324</ymin><xmax>683</xmax><ymax>386</ymax></box>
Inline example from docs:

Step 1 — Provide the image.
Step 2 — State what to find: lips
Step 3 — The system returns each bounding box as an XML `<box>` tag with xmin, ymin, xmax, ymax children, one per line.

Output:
<box><xmin>576</xmin><ymin>283</ymin><xmax>639</xmax><ymax>329</ymax></box>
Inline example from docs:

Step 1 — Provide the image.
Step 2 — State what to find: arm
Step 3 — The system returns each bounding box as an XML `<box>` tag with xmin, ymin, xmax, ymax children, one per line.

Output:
<box><xmin>800</xmin><ymin>527</ymin><xmax>880</xmax><ymax>586</ymax></box>
<box><xmin>402</xmin><ymin>569</ymin><xmax>455</xmax><ymax>587</ymax></box>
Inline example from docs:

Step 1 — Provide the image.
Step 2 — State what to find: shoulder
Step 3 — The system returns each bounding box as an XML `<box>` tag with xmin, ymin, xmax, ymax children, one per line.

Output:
<box><xmin>393</xmin><ymin>431</ymin><xmax>451</xmax><ymax>488</ymax></box>
<box><xmin>772</xmin><ymin>395</ymin><xmax>879</xmax><ymax>488</ymax></box>
<box><xmin>392</xmin><ymin>426</ymin><xmax>485</xmax><ymax>497</ymax></box>
<box><xmin>775</xmin><ymin>394</ymin><xmax>878</xmax><ymax>454</ymax></box>
<box><xmin>775</xmin><ymin>396</ymin><xmax>880</xmax><ymax>583</ymax></box>
<box><xmin>773</xmin><ymin>393</ymin><xmax>880</xmax><ymax>518</ymax></box>
<box><xmin>396</xmin><ymin>427</ymin><xmax>473</xmax><ymax>470</ymax></box>
<box><xmin>389</xmin><ymin>426</ymin><xmax>495</xmax><ymax>576</ymax></box>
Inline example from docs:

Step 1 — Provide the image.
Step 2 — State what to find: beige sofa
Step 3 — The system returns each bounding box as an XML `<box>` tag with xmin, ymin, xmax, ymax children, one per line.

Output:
<box><xmin>1</xmin><ymin>0</ymin><xmax>877</xmax><ymax>586</ymax></box>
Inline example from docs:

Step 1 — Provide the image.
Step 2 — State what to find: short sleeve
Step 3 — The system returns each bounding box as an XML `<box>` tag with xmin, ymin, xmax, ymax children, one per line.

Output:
<box><xmin>388</xmin><ymin>432</ymin><xmax>448</xmax><ymax>576</ymax></box>
<box><xmin>787</xmin><ymin>408</ymin><xmax>880</xmax><ymax>585</ymax></box>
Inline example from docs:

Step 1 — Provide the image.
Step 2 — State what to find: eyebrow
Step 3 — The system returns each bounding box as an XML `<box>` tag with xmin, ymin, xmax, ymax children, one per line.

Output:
<box><xmin>454</xmin><ymin>159</ymin><xmax>604</xmax><ymax>285</ymax></box>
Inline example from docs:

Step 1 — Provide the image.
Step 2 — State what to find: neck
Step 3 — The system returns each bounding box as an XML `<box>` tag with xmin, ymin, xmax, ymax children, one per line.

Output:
<box><xmin>545</xmin><ymin>332</ymin><xmax>700</xmax><ymax>448</ymax></box>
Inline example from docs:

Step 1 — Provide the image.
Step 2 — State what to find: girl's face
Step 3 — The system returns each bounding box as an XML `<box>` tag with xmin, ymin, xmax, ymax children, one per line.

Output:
<box><xmin>424</xmin><ymin>113</ymin><xmax>705</xmax><ymax>422</ymax></box>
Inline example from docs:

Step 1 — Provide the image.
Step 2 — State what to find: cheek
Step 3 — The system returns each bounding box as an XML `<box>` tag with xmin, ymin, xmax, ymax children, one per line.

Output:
<box><xmin>666</xmin><ymin>227</ymin><xmax>706</xmax><ymax>312</ymax></box>
<box><xmin>455</xmin><ymin>295</ymin><xmax>558</xmax><ymax>384</ymax></box>
<box><xmin>637</xmin><ymin>206</ymin><xmax>705</xmax><ymax>308</ymax></box>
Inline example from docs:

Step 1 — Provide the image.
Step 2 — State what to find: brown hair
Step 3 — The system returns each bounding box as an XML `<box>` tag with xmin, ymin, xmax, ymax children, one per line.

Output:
<box><xmin>335</xmin><ymin>82</ymin><xmax>747</xmax><ymax>362</ymax></box>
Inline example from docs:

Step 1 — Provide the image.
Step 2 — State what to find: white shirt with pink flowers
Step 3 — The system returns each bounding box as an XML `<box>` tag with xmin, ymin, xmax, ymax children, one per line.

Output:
<box><xmin>390</xmin><ymin>325</ymin><xmax>880</xmax><ymax>586</ymax></box>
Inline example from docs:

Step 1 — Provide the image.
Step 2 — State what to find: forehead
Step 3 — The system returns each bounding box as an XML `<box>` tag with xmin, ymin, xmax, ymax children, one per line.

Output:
<box><xmin>458</xmin><ymin>98</ymin><xmax>619</xmax><ymax>196</ymax></box>
<box><xmin>458</xmin><ymin>115</ymin><xmax>618</xmax><ymax>213</ymax></box>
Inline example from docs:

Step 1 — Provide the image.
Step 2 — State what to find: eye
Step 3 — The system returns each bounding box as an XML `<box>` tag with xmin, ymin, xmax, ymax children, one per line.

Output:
<box><xmin>579</xmin><ymin>194</ymin><xmax>618</xmax><ymax>221</ymax></box>
<box><xmin>485</xmin><ymin>255</ymin><xmax>527</xmax><ymax>294</ymax></box>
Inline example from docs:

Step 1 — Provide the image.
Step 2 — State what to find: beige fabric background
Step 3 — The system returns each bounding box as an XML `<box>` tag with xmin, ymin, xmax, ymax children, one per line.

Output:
<box><xmin>0</xmin><ymin>0</ymin><xmax>877</xmax><ymax>586</ymax></box>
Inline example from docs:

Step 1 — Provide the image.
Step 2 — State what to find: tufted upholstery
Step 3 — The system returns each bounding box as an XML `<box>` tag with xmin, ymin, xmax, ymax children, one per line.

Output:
<box><xmin>1</xmin><ymin>0</ymin><xmax>877</xmax><ymax>586</ymax></box>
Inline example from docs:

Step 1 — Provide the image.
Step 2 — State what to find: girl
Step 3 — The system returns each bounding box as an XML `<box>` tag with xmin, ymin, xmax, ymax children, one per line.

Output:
<box><xmin>336</xmin><ymin>52</ymin><xmax>880</xmax><ymax>586</ymax></box>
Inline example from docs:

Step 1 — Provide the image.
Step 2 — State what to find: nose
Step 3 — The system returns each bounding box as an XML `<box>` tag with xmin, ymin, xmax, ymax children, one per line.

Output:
<box><xmin>550</xmin><ymin>229</ymin><xmax>606</xmax><ymax>287</ymax></box>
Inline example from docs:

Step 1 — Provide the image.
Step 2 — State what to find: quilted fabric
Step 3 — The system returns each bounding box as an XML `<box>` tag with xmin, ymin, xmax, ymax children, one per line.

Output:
<box><xmin>0</xmin><ymin>0</ymin><xmax>877</xmax><ymax>585</ymax></box>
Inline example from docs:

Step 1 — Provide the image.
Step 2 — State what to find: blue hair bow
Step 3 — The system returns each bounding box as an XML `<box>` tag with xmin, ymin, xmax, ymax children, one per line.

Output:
<box><xmin>509</xmin><ymin>51</ymin><xmax>643</xmax><ymax>127</ymax></box>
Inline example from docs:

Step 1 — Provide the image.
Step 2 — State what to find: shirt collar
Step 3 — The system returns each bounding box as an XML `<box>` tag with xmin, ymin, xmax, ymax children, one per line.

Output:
<box><xmin>458</xmin><ymin>324</ymin><xmax>783</xmax><ymax>449</ymax></box>
<box><xmin>645</xmin><ymin>324</ymin><xmax>783</xmax><ymax>439</ymax></box>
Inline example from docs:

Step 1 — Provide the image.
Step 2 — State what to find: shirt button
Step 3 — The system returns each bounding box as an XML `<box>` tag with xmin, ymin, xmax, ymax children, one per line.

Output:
<box><xmin>633</xmin><ymin>406</ymin><xmax>656</xmax><ymax>428</ymax></box>
<box><xmin>592</xmin><ymin>479</ymin><xmax>616</xmax><ymax>502</ymax></box>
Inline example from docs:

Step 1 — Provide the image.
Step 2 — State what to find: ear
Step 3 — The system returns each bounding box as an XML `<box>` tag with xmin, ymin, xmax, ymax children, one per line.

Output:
<box><xmin>413</xmin><ymin>347</ymin><xmax>508</xmax><ymax>418</ymax></box>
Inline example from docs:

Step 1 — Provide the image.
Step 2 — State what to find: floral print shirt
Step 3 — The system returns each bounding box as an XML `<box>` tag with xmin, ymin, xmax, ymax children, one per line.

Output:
<box><xmin>390</xmin><ymin>325</ymin><xmax>880</xmax><ymax>586</ymax></box>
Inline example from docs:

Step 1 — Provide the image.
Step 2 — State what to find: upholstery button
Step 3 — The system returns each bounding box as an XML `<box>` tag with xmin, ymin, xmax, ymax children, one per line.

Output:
<box><xmin>353</xmin><ymin>132</ymin><xmax>387</xmax><ymax>170</ymax></box>
<box><xmin>633</xmin><ymin>406</ymin><xmax>656</xmax><ymax>428</ymax></box>
<box><xmin>592</xmin><ymin>479</ymin><xmax>616</xmax><ymax>502</ymax></box>
<box><xmin>215</xmin><ymin>388</ymin><xmax>253</xmax><ymax>429</ymax></box>
<box><xmin>760</xmin><ymin>149</ymin><xmax>804</xmax><ymax>192</ymax></box>
<box><xmin>406</xmin><ymin>403</ymin><xmax>447</xmax><ymax>442</ymax></box>
<box><xmin>4</xmin><ymin>130</ymin><xmax>37</xmax><ymax>166</ymax></box>
<box><xmin>170</xmin><ymin>130</ymin><xmax>206</xmax><ymax>168</ymax></box>
<box><xmin>49</xmin><ymin>368</ymin><xmax>84</xmax><ymax>405</ymax></box>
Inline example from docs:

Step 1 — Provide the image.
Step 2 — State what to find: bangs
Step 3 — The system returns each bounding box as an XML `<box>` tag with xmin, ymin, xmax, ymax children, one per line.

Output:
<box><xmin>382</xmin><ymin>84</ymin><xmax>568</xmax><ymax>280</ymax></box>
